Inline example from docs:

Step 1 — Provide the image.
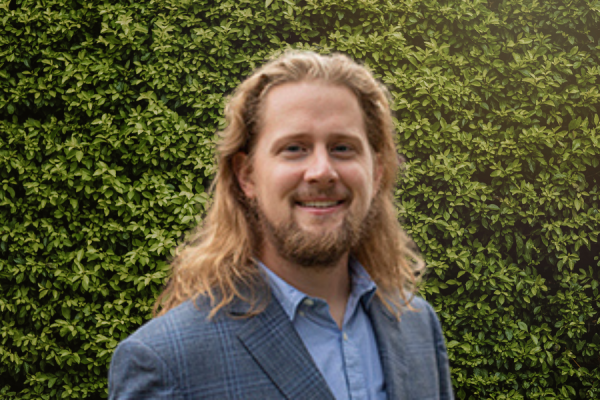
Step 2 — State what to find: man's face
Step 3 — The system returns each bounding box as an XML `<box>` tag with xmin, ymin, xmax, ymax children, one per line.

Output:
<box><xmin>235</xmin><ymin>81</ymin><xmax>381</xmax><ymax>267</ymax></box>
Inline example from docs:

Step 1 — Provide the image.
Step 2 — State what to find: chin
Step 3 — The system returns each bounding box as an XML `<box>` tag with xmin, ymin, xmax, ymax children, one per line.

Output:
<box><xmin>299</xmin><ymin>222</ymin><xmax>344</xmax><ymax>234</ymax></box>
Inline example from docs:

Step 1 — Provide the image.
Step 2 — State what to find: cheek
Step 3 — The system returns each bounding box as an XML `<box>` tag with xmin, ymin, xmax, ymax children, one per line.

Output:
<box><xmin>344</xmin><ymin>164</ymin><xmax>375</xmax><ymax>194</ymax></box>
<box><xmin>255</xmin><ymin>164</ymin><xmax>303</xmax><ymax>199</ymax></box>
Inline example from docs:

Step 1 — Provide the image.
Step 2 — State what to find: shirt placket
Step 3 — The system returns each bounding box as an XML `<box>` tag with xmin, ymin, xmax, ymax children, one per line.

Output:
<box><xmin>341</xmin><ymin>322</ymin><xmax>368</xmax><ymax>399</ymax></box>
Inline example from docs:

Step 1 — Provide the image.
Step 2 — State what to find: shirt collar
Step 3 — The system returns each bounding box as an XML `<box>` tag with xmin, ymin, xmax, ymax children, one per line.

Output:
<box><xmin>258</xmin><ymin>257</ymin><xmax>377</xmax><ymax>321</ymax></box>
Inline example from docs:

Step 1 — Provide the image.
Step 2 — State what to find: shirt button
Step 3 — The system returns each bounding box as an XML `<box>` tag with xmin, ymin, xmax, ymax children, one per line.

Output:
<box><xmin>299</xmin><ymin>311</ymin><xmax>306</xmax><ymax>317</ymax></box>
<box><xmin>343</xmin><ymin>333</ymin><xmax>348</xmax><ymax>341</ymax></box>
<box><xmin>304</xmin><ymin>299</ymin><xmax>314</xmax><ymax>307</ymax></box>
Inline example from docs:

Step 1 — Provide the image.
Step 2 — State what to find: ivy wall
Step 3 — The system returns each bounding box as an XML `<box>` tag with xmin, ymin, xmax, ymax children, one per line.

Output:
<box><xmin>1</xmin><ymin>0</ymin><xmax>599</xmax><ymax>398</ymax></box>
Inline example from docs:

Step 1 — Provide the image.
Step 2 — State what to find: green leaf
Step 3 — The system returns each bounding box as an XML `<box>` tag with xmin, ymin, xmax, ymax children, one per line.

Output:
<box><xmin>531</xmin><ymin>334</ymin><xmax>538</xmax><ymax>345</ymax></box>
<box><xmin>61</xmin><ymin>307</ymin><xmax>71</xmax><ymax>320</ymax></box>
<box><xmin>76</xmin><ymin>248</ymin><xmax>84</xmax><ymax>262</ymax></box>
<box><xmin>518</xmin><ymin>321</ymin><xmax>528</xmax><ymax>331</ymax></box>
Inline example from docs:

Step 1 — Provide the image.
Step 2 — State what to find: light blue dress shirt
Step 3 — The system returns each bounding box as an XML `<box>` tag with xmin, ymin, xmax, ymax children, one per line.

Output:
<box><xmin>259</xmin><ymin>259</ymin><xmax>386</xmax><ymax>400</ymax></box>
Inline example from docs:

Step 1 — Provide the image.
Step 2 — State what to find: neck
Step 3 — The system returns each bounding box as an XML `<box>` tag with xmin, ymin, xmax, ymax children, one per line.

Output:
<box><xmin>260</xmin><ymin>243</ymin><xmax>350</xmax><ymax>328</ymax></box>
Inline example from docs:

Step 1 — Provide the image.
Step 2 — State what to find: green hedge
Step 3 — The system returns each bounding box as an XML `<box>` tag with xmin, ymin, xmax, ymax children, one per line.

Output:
<box><xmin>1</xmin><ymin>0</ymin><xmax>599</xmax><ymax>398</ymax></box>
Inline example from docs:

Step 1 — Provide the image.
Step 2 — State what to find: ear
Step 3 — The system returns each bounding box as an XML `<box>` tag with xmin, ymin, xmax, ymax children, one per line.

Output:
<box><xmin>232</xmin><ymin>152</ymin><xmax>256</xmax><ymax>199</ymax></box>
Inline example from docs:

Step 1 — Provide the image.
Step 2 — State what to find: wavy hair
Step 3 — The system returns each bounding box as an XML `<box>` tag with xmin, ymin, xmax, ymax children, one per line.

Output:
<box><xmin>154</xmin><ymin>51</ymin><xmax>424</xmax><ymax>318</ymax></box>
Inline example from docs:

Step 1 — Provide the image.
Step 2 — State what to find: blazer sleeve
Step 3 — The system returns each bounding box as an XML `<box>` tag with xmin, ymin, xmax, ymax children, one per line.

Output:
<box><xmin>109</xmin><ymin>338</ymin><xmax>180</xmax><ymax>400</ymax></box>
<box><xmin>426</xmin><ymin>303</ymin><xmax>454</xmax><ymax>400</ymax></box>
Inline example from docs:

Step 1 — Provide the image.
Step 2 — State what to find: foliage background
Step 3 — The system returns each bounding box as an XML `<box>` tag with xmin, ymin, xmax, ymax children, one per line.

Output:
<box><xmin>1</xmin><ymin>0</ymin><xmax>599</xmax><ymax>398</ymax></box>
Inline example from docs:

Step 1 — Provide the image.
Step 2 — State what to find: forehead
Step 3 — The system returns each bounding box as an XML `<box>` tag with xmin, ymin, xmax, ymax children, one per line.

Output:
<box><xmin>262</xmin><ymin>80</ymin><xmax>362</xmax><ymax>116</ymax></box>
<box><xmin>255</xmin><ymin>81</ymin><xmax>367</xmax><ymax>146</ymax></box>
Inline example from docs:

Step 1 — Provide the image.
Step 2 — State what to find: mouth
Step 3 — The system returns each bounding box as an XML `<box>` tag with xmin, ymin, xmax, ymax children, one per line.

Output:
<box><xmin>295</xmin><ymin>200</ymin><xmax>345</xmax><ymax>209</ymax></box>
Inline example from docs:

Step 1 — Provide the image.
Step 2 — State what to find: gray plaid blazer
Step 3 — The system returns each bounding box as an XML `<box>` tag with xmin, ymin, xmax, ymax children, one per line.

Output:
<box><xmin>109</xmin><ymin>295</ymin><xmax>453</xmax><ymax>399</ymax></box>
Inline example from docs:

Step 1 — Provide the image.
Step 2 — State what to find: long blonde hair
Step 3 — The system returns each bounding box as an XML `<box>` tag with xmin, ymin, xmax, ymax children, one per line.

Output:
<box><xmin>154</xmin><ymin>51</ymin><xmax>424</xmax><ymax>318</ymax></box>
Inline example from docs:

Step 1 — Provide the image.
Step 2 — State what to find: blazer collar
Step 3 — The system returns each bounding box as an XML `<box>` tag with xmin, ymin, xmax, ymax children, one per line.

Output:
<box><xmin>235</xmin><ymin>297</ymin><xmax>336</xmax><ymax>400</ymax></box>
<box><xmin>368</xmin><ymin>297</ymin><xmax>409</xmax><ymax>399</ymax></box>
<box><xmin>228</xmin><ymin>288</ymin><xmax>409</xmax><ymax>399</ymax></box>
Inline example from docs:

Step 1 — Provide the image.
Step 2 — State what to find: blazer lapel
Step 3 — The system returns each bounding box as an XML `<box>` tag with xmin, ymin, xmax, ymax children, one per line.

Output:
<box><xmin>368</xmin><ymin>298</ymin><xmax>409</xmax><ymax>399</ymax></box>
<box><xmin>235</xmin><ymin>298</ymin><xmax>335</xmax><ymax>400</ymax></box>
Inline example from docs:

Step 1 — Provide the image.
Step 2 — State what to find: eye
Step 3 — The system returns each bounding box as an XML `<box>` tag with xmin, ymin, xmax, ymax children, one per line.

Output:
<box><xmin>280</xmin><ymin>143</ymin><xmax>308</xmax><ymax>158</ymax></box>
<box><xmin>284</xmin><ymin>144</ymin><xmax>305</xmax><ymax>153</ymax></box>
<box><xmin>331</xmin><ymin>143</ymin><xmax>354</xmax><ymax>155</ymax></box>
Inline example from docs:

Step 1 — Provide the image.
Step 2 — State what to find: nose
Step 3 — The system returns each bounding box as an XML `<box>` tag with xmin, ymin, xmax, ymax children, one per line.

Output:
<box><xmin>304</xmin><ymin>146</ymin><xmax>338</xmax><ymax>185</ymax></box>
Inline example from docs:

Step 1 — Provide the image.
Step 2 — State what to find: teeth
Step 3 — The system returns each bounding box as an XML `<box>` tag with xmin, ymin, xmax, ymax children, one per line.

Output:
<box><xmin>300</xmin><ymin>201</ymin><xmax>339</xmax><ymax>208</ymax></box>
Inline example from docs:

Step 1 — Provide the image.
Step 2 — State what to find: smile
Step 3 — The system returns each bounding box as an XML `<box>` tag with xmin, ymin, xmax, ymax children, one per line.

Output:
<box><xmin>296</xmin><ymin>200</ymin><xmax>344</xmax><ymax>208</ymax></box>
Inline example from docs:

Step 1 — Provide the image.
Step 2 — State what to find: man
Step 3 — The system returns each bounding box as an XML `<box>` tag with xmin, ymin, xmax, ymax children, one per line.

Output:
<box><xmin>109</xmin><ymin>51</ymin><xmax>453</xmax><ymax>399</ymax></box>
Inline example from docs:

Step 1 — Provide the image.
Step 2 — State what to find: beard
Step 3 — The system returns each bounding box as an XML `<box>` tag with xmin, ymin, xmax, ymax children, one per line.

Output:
<box><xmin>252</xmin><ymin>196</ymin><xmax>377</xmax><ymax>269</ymax></box>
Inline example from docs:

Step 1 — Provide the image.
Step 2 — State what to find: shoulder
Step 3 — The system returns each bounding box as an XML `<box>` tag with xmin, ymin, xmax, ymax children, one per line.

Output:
<box><xmin>109</xmin><ymin>296</ymin><xmax>298</xmax><ymax>399</ymax></box>
<box><xmin>125</xmin><ymin>299</ymin><xmax>213</xmax><ymax>344</ymax></box>
<box><xmin>403</xmin><ymin>294</ymin><xmax>432</xmax><ymax>312</ymax></box>
<box><xmin>114</xmin><ymin>299</ymin><xmax>232</xmax><ymax>361</ymax></box>
<box><xmin>404</xmin><ymin>295</ymin><xmax>444</xmax><ymax>337</ymax></box>
<box><xmin>108</xmin><ymin>299</ymin><xmax>237</xmax><ymax>397</ymax></box>
<box><xmin>402</xmin><ymin>296</ymin><xmax>454</xmax><ymax>399</ymax></box>
<box><xmin>372</xmin><ymin>295</ymin><xmax>454</xmax><ymax>399</ymax></box>
<box><xmin>404</xmin><ymin>295</ymin><xmax>439</xmax><ymax>323</ymax></box>
<box><xmin>376</xmin><ymin>294</ymin><xmax>444</xmax><ymax>344</ymax></box>
<box><xmin>389</xmin><ymin>294</ymin><xmax>440</xmax><ymax>326</ymax></box>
